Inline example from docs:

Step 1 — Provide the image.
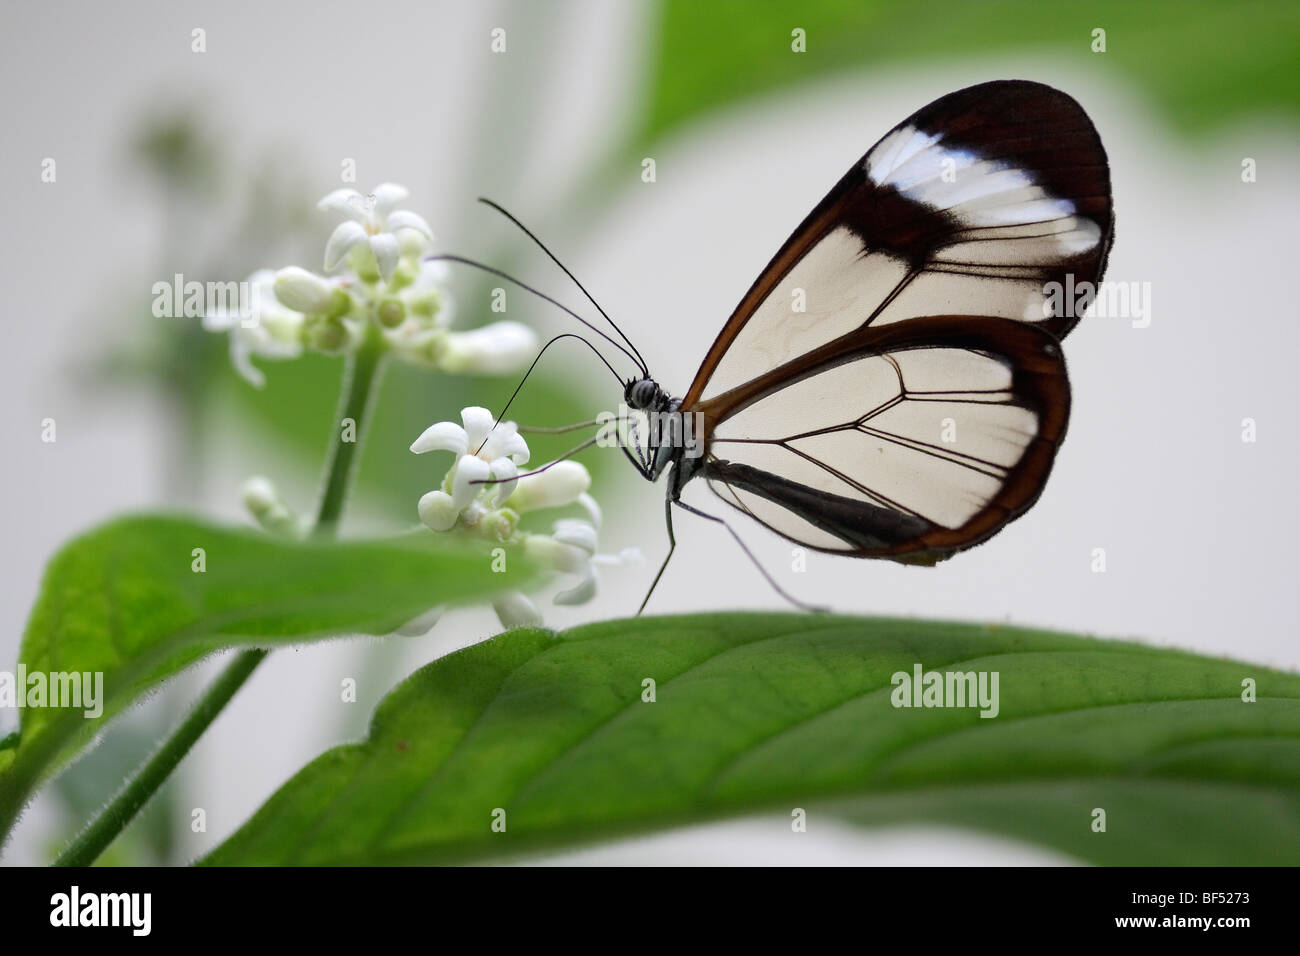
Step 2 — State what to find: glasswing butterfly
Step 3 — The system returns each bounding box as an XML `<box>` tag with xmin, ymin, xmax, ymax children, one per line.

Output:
<box><xmin>438</xmin><ymin>79</ymin><xmax>1114</xmax><ymax>614</ymax></box>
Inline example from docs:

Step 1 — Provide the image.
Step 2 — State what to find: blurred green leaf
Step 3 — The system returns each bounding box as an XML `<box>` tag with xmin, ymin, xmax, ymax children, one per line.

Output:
<box><xmin>0</xmin><ymin>514</ymin><xmax>536</xmax><ymax>842</ymax></box>
<box><xmin>203</xmin><ymin>613</ymin><xmax>1300</xmax><ymax>865</ymax></box>
<box><xmin>647</xmin><ymin>0</ymin><xmax>1300</xmax><ymax>143</ymax></box>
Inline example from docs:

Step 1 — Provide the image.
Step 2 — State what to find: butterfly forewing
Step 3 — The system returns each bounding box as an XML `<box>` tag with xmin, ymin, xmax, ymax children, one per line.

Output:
<box><xmin>682</xmin><ymin>80</ymin><xmax>1110</xmax><ymax>563</ymax></box>
<box><xmin>684</xmin><ymin>80</ymin><xmax>1112</xmax><ymax>409</ymax></box>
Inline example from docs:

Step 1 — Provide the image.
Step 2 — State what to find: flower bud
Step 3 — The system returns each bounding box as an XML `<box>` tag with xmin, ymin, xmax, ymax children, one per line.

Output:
<box><xmin>523</xmin><ymin>533</ymin><xmax>590</xmax><ymax>574</ymax></box>
<box><xmin>241</xmin><ymin>475</ymin><xmax>299</xmax><ymax>536</ymax></box>
<box><xmin>274</xmin><ymin>267</ymin><xmax>337</xmax><ymax>314</ymax></box>
<box><xmin>348</xmin><ymin>243</ymin><xmax>382</xmax><ymax>283</ymax></box>
<box><xmin>387</xmin><ymin>260</ymin><xmax>419</xmax><ymax>291</ymax></box>
<box><xmin>397</xmin><ymin>228</ymin><xmax>430</xmax><ymax>259</ymax></box>
<box><xmin>418</xmin><ymin>489</ymin><xmax>461</xmax><ymax>532</ymax></box>
<box><xmin>376</xmin><ymin>296</ymin><xmax>406</xmax><ymax>328</ymax></box>
<box><xmin>406</xmin><ymin>288</ymin><xmax>443</xmax><ymax>322</ymax></box>
<box><xmin>509</xmin><ymin>460</ymin><xmax>590</xmax><ymax>512</ymax></box>
<box><xmin>480</xmin><ymin>507</ymin><xmax>519</xmax><ymax>541</ymax></box>
<box><xmin>439</xmin><ymin>321</ymin><xmax>538</xmax><ymax>375</ymax></box>
<box><xmin>306</xmin><ymin>315</ymin><xmax>348</xmax><ymax>352</ymax></box>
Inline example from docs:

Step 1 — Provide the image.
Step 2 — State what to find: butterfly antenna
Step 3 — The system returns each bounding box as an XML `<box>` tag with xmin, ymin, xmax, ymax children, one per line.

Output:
<box><xmin>427</xmin><ymin>254</ymin><xmax>643</xmax><ymax>375</ymax></box>
<box><xmin>476</xmin><ymin>332</ymin><xmax>621</xmax><ymax>456</ymax></box>
<box><xmin>477</xmin><ymin>197</ymin><xmax>649</xmax><ymax>375</ymax></box>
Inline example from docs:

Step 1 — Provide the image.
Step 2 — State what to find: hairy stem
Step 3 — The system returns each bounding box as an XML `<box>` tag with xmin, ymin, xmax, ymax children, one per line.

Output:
<box><xmin>54</xmin><ymin>324</ymin><xmax>387</xmax><ymax>867</ymax></box>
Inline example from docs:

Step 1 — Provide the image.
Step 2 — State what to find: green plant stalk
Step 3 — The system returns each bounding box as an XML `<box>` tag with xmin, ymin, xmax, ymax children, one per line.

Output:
<box><xmin>53</xmin><ymin>323</ymin><xmax>387</xmax><ymax>867</ymax></box>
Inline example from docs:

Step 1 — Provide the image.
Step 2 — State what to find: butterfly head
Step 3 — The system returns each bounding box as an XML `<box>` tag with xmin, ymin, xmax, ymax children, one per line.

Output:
<box><xmin>624</xmin><ymin>377</ymin><xmax>670</xmax><ymax>412</ymax></box>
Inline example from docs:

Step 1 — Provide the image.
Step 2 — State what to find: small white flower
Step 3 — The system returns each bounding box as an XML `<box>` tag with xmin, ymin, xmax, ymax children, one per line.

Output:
<box><xmin>411</xmin><ymin>407</ymin><xmax>632</xmax><ymax>624</ymax></box>
<box><xmin>439</xmin><ymin>321</ymin><xmax>539</xmax><ymax>375</ymax></box>
<box><xmin>203</xmin><ymin>270</ymin><xmax>303</xmax><ymax>388</ymax></box>
<box><xmin>318</xmin><ymin>182</ymin><xmax>434</xmax><ymax>282</ymax></box>
<box><xmin>411</xmin><ymin>407</ymin><xmax>531</xmax><ymax>531</ymax></box>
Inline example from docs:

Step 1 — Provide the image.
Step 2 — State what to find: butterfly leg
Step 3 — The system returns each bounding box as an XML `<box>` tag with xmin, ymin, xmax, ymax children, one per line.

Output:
<box><xmin>671</xmin><ymin>498</ymin><xmax>828</xmax><ymax>613</ymax></box>
<box><xmin>637</xmin><ymin>494</ymin><xmax>677</xmax><ymax>616</ymax></box>
<box><xmin>516</xmin><ymin>419</ymin><xmax>602</xmax><ymax>434</ymax></box>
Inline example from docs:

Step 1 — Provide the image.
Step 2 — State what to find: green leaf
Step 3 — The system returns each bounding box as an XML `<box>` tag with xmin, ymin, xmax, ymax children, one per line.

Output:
<box><xmin>0</xmin><ymin>514</ymin><xmax>533</xmax><ymax>839</ymax></box>
<box><xmin>646</xmin><ymin>0</ymin><xmax>1300</xmax><ymax>145</ymax></box>
<box><xmin>204</xmin><ymin>613</ymin><xmax>1300</xmax><ymax>866</ymax></box>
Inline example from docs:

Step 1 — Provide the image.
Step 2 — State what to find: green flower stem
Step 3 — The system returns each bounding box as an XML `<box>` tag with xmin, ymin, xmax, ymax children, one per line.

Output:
<box><xmin>314</xmin><ymin>321</ymin><xmax>386</xmax><ymax>532</ymax></box>
<box><xmin>53</xmin><ymin>649</ymin><xmax>267</xmax><ymax>867</ymax></box>
<box><xmin>53</xmin><ymin>325</ymin><xmax>388</xmax><ymax>867</ymax></box>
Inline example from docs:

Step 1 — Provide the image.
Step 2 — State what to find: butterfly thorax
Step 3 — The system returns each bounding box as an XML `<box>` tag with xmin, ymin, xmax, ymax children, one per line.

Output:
<box><xmin>624</xmin><ymin>377</ymin><xmax>691</xmax><ymax>483</ymax></box>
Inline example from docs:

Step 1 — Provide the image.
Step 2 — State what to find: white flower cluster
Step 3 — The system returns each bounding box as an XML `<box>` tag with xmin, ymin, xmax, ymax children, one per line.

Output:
<box><xmin>203</xmin><ymin>183</ymin><xmax>537</xmax><ymax>387</ymax></box>
<box><xmin>411</xmin><ymin>407</ymin><xmax>640</xmax><ymax>628</ymax></box>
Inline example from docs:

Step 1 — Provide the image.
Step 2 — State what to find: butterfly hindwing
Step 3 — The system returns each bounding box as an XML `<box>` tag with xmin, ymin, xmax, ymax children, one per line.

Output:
<box><xmin>699</xmin><ymin>316</ymin><xmax>1069</xmax><ymax>562</ymax></box>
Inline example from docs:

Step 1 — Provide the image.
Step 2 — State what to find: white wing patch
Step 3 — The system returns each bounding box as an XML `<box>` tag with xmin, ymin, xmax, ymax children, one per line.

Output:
<box><xmin>865</xmin><ymin>124</ymin><xmax>1100</xmax><ymax>254</ymax></box>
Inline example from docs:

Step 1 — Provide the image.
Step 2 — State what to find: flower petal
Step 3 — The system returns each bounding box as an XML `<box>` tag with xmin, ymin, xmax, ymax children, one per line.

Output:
<box><xmin>459</xmin><ymin>406</ymin><xmax>496</xmax><ymax>450</ymax></box>
<box><xmin>480</xmin><ymin>420</ymin><xmax>521</xmax><ymax>462</ymax></box>
<box><xmin>228</xmin><ymin>335</ymin><xmax>266</xmax><ymax>389</ymax></box>
<box><xmin>492</xmin><ymin>591</ymin><xmax>543</xmax><ymax>630</ymax></box>
<box><xmin>393</xmin><ymin>604</ymin><xmax>445</xmax><ymax>637</ymax></box>
<box><xmin>489</xmin><ymin>457</ymin><xmax>519</xmax><ymax>506</ymax></box>
<box><xmin>417</xmin><ymin>490</ymin><xmax>460</xmax><ymax>532</ymax></box>
<box><xmin>386</xmin><ymin>209</ymin><xmax>434</xmax><ymax>240</ymax></box>
<box><xmin>554</xmin><ymin>567</ymin><xmax>598</xmax><ymax>606</ymax></box>
<box><xmin>370</xmin><ymin>182</ymin><xmax>410</xmax><ymax>213</ymax></box>
<box><xmin>451</xmin><ymin>454</ymin><xmax>491</xmax><ymax>508</ymax></box>
<box><xmin>577</xmin><ymin>492</ymin><xmax>602</xmax><ymax>530</ymax></box>
<box><xmin>410</xmin><ymin>421</ymin><xmax>468</xmax><ymax>456</ymax></box>
<box><xmin>551</xmin><ymin>518</ymin><xmax>598</xmax><ymax>555</ymax></box>
<box><xmin>323</xmin><ymin>220</ymin><xmax>368</xmax><ymax>271</ymax></box>
<box><xmin>369</xmin><ymin>233</ymin><xmax>401</xmax><ymax>282</ymax></box>
<box><xmin>316</xmin><ymin>188</ymin><xmax>365</xmax><ymax>217</ymax></box>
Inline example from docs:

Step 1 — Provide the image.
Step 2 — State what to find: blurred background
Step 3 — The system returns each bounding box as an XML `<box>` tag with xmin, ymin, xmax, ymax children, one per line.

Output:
<box><xmin>1</xmin><ymin>0</ymin><xmax>1297</xmax><ymax>865</ymax></box>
